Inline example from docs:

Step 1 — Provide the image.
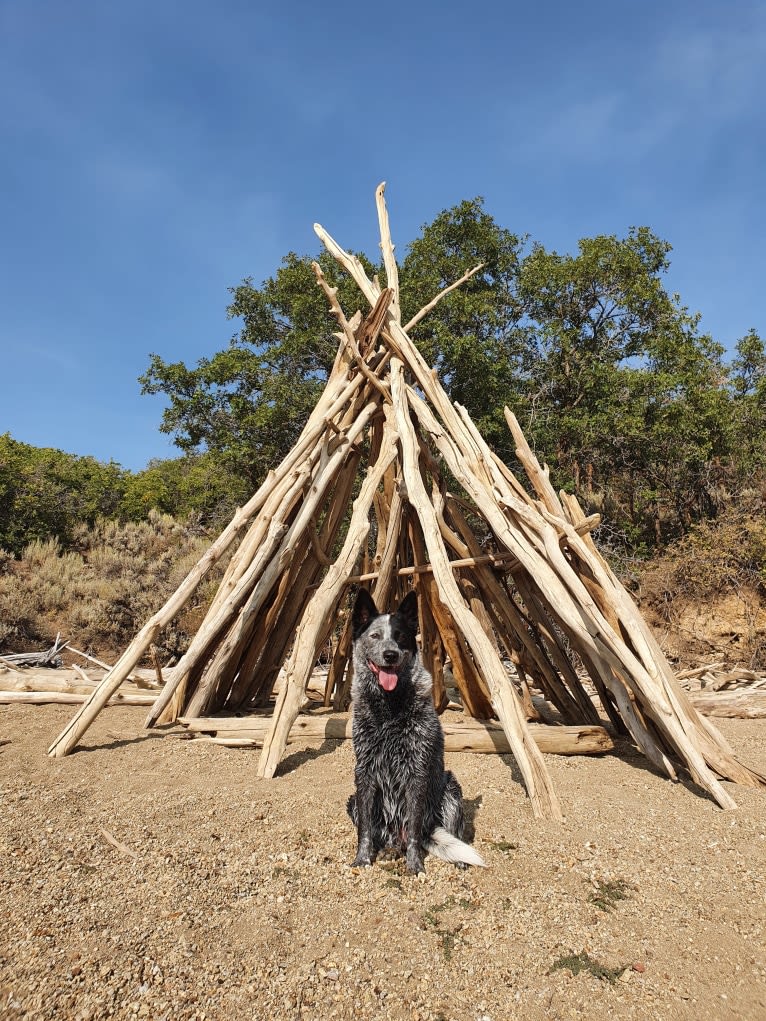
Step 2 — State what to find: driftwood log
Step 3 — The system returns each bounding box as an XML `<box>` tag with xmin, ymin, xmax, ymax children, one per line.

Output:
<box><xmin>177</xmin><ymin>714</ymin><xmax>615</xmax><ymax>756</ymax></box>
<box><xmin>1</xmin><ymin>691</ymin><xmax>157</xmax><ymax>706</ymax></box>
<box><xmin>688</xmin><ymin>690</ymin><xmax>766</xmax><ymax>719</ymax></box>
<box><xmin>47</xmin><ymin>183</ymin><xmax>765</xmax><ymax>819</ymax></box>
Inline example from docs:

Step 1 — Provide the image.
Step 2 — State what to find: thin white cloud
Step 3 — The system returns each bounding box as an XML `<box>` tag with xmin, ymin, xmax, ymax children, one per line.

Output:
<box><xmin>531</xmin><ymin>94</ymin><xmax>623</xmax><ymax>158</ymax></box>
<box><xmin>655</xmin><ymin>16</ymin><xmax>766</xmax><ymax>116</ymax></box>
<box><xmin>519</xmin><ymin>10</ymin><xmax>766</xmax><ymax>167</ymax></box>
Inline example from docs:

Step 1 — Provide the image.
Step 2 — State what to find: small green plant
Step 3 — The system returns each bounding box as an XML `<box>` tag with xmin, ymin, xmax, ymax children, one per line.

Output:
<box><xmin>487</xmin><ymin>839</ymin><xmax>517</xmax><ymax>853</ymax></box>
<box><xmin>422</xmin><ymin>896</ymin><xmax>473</xmax><ymax>960</ymax></box>
<box><xmin>437</xmin><ymin>930</ymin><xmax>458</xmax><ymax>961</ymax></box>
<box><xmin>550</xmin><ymin>952</ymin><xmax>626</xmax><ymax>984</ymax></box>
<box><xmin>588</xmin><ymin>879</ymin><xmax>632</xmax><ymax>912</ymax></box>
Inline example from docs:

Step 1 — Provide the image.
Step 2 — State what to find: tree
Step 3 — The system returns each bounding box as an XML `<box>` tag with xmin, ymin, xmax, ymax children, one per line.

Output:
<box><xmin>512</xmin><ymin>230</ymin><xmax>735</xmax><ymax>544</ymax></box>
<box><xmin>729</xmin><ymin>329</ymin><xmax>766</xmax><ymax>476</ymax></box>
<box><xmin>399</xmin><ymin>198</ymin><xmax>529</xmax><ymax>453</ymax></box>
<box><xmin>514</xmin><ymin>228</ymin><xmax>676</xmax><ymax>467</ymax></box>
<box><xmin>0</xmin><ymin>435</ymin><xmax>126</xmax><ymax>555</ymax></box>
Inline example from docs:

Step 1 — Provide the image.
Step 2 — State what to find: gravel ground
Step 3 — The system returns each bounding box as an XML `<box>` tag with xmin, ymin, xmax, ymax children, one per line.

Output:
<box><xmin>1</xmin><ymin>704</ymin><xmax>765</xmax><ymax>1021</ymax></box>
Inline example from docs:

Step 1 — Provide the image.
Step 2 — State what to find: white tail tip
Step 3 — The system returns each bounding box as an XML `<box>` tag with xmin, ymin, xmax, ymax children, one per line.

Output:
<box><xmin>427</xmin><ymin>827</ymin><xmax>487</xmax><ymax>867</ymax></box>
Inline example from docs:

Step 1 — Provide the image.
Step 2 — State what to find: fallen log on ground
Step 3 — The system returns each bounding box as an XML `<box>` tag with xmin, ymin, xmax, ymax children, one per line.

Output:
<box><xmin>687</xmin><ymin>689</ymin><xmax>766</xmax><ymax>719</ymax></box>
<box><xmin>0</xmin><ymin>691</ymin><xmax>157</xmax><ymax>707</ymax></box>
<box><xmin>177</xmin><ymin>714</ymin><xmax>615</xmax><ymax>756</ymax></box>
<box><xmin>2</xmin><ymin>665</ymin><xmax>160</xmax><ymax>692</ymax></box>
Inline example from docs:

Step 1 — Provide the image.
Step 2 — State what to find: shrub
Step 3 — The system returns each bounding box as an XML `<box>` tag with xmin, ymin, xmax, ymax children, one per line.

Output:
<box><xmin>0</xmin><ymin>510</ymin><xmax>226</xmax><ymax>661</ymax></box>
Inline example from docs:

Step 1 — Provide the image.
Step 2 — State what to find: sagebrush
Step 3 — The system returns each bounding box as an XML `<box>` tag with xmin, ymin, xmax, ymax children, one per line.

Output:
<box><xmin>0</xmin><ymin>510</ymin><xmax>226</xmax><ymax>660</ymax></box>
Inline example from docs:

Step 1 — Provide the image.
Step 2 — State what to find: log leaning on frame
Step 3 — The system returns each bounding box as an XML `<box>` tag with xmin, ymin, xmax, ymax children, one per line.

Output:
<box><xmin>48</xmin><ymin>184</ymin><xmax>765</xmax><ymax>818</ymax></box>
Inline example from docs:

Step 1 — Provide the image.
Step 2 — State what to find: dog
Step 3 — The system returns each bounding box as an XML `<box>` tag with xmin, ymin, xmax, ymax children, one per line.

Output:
<box><xmin>346</xmin><ymin>588</ymin><xmax>486</xmax><ymax>874</ymax></box>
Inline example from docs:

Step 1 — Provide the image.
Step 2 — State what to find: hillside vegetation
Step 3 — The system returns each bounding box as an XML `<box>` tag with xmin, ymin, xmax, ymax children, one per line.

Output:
<box><xmin>0</xmin><ymin>512</ymin><xmax>226</xmax><ymax>662</ymax></box>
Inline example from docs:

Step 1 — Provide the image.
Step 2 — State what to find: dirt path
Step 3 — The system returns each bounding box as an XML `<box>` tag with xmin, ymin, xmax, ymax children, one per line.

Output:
<box><xmin>1</xmin><ymin>704</ymin><xmax>764</xmax><ymax>1021</ymax></box>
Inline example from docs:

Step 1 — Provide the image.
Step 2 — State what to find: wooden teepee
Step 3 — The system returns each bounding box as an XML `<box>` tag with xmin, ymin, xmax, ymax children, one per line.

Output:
<box><xmin>48</xmin><ymin>184</ymin><xmax>764</xmax><ymax>819</ymax></box>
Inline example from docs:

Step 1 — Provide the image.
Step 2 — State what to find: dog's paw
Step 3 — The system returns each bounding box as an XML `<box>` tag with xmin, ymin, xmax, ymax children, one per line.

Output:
<box><xmin>351</xmin><ymin>854</ymin><xmax>372</xmax><ymax>868</ymax></box>
<box><xmin>405</xmin><ymin>852</ymin><xmax>425</xmax><ymax>876</ymax></box>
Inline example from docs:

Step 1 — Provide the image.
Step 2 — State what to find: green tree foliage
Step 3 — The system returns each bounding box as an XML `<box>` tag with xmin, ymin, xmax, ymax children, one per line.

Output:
<box><xmin>0</xmin><ymin>434</ymin><xmax>126</xmax><ymax>555</ymax></box>
<box><xmin>512</xmin><ymin>232</ymin><xmax>735</xmax><ymax>546</ymax></box>
<box><xmin>729</xmin><ymin>328</ymin><xmax>766</xmax><ymax>475</ymax></box>
<box><xmin>119</xmin><ymin>452</ymin><xmax>251</xmax><ymax>528</ymax></box>
<box><xmin>0</xmin><ymin>435</ymin><xmax>249</xmax><ymax>556</ymax></box>
<box><xmin>399</xmin><ymin>199</ymin><xmax>529</xmax><ymax>452</ymax></box>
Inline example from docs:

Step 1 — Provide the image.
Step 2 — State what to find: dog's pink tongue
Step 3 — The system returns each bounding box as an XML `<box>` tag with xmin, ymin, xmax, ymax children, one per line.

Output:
<box><xmin>378</xmin><ymin>669</ymin><xmax>398</xmax><ymax>692</ymax></box>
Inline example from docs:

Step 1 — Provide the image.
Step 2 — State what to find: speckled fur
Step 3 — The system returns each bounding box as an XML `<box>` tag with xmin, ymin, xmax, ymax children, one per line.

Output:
<box><xmin>347</xmin><ymin>590</ymin><xmax>485</xmax><ymax>873</ymax></box>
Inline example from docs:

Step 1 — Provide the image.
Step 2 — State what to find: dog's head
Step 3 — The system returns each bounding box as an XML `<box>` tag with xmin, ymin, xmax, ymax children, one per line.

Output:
<box><xmin>352</xmin><ymin>589</ymin><xmax>419</xmax><ymax>693</ymax></box>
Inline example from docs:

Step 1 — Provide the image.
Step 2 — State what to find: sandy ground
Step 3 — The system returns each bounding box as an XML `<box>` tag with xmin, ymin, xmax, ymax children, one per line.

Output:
<box><xmin>1</xmin><ymin>704</ymin><xmax>765</xmax><ymax>1021</ymax></box>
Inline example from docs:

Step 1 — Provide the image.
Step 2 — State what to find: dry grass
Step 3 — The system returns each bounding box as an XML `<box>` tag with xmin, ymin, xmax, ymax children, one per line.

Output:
<box><xmin>636</xmin><ymin>496</ymin><xmax>766</xmax><ymax>669</ymax></box>
<box><xmin>0</xmin><ymin>510</ymin><xmax>224</xmax><ymax>661</ymax></box>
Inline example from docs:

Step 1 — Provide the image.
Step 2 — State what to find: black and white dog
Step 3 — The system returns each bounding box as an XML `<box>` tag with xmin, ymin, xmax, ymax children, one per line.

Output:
<box><xmin>347</xmin><ymin>589</ymin><xmax>485</xmax><ymax>874</ymax></box>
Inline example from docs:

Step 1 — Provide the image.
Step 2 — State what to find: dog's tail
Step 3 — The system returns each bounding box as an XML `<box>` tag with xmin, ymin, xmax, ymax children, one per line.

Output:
<box><xmin>426</xmin><ymin>827</ymin><xmax>487</xmax><ymax>867</ymax></box>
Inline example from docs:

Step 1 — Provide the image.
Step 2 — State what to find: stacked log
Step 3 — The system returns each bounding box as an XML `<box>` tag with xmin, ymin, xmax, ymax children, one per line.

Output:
<box><xmin>176</xmin><ymin>713</ymin><xmax>615</xmax><ymax>756</ymax></box>
<box><xmin>47</xmin><ymin>184</ymin><xmax>765</xmax><ymax>818</ymax></box>
<box><xmin>1</xmin><ymin>664</ymin><xmax>160</xmax><ymax>706</ymax></box>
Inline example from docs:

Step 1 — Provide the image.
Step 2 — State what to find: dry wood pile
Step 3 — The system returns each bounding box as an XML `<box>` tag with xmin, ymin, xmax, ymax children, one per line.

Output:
<box><xmin>0</xmin><ymin>635</ymin><xmax>67</xmax><ymax>669</ymax></box>
<box><xmin>679</xmin><ymin>664</ymin><xmax>766</xmax><ymax>719</ymax></box>
<box><xmin>47</xmin><ymin>184</ymin><xmax>765</xmax><ymax>818</ymax></box>
<box><xmin>0</xmin><ymin>665</ymin><xmax>159</xmax><ymax>706</ymax></box>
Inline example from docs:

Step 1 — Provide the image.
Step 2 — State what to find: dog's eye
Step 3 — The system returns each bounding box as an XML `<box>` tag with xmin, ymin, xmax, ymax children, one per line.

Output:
<box><xmin>369</xmin><ymin>631</ymin><xmax>381</xmax><ymax>640</ymax></box>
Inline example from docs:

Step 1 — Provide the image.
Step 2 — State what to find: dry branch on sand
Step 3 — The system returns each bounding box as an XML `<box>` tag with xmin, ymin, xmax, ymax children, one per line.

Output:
<box><xmin>47</xmin><ymin>184</ymin><xmax>765</xmax><ymax>817</ymax></box>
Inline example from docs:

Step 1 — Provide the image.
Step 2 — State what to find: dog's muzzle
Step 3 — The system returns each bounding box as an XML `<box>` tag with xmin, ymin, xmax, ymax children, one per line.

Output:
<box><xmin>368</xmin><ymin>659</ymin><xmax>399</xmax><ymax>692</ymax></box>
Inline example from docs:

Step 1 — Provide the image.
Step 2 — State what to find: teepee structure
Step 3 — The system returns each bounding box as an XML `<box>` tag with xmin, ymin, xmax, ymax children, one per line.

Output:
<box><xmin>49</xmin><ymin>184</ymin><xmax>764</xmax><ymax>819</ymax></box>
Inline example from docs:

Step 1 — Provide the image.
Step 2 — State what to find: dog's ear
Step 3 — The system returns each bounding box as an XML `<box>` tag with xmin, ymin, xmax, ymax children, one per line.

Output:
<box><xmin>352</xmin><ymin>589</ymin><xmax>379</xmax><ymax>637</ymax></box>
<box><xmin>397</xmin><ymin>591</ymin><xmax>419</xmax><ymax>633</ymax></box>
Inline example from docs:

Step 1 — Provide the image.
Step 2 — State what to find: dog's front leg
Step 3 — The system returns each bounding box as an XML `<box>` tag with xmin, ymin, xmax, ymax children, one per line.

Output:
<box><xmin>404</xmin><ymin>781</ymin><xmax>426</xmax><ymax>875</ymax></box>
<box><xmin>351</xmin><ymin>778</ymin><xmax>376</xmax><ymax>867</ymax></box>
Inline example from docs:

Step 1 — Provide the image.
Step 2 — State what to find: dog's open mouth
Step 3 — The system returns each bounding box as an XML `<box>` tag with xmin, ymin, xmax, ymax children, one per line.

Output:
<box><xmin>368</xmin><ymin>660</ymin><xmax>399</xmax><ymax>692</ymax></box>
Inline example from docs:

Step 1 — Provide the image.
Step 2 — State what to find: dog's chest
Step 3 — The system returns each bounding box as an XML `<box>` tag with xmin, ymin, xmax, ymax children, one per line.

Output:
<box><xmin>355</xmin><ymin>714</ymin><xmax>425</xmax><ymax>825</ymax></box>
<box><xmin>352</xmin><ymin>699</ymin><xmax>436</xmax><ymax>784</ymax></box>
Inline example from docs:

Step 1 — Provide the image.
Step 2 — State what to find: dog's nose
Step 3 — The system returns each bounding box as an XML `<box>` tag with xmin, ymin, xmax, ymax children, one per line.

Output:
<box><xmin>383</xmin><ymin>649</ymin><xmax>399</xmax><ymax>665</ymax></box>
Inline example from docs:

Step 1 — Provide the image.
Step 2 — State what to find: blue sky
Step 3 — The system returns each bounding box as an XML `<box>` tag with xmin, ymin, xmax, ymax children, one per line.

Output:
<box><xmin>1</xmin><ymin>0</ymin><xmax>764</xmax><ymax>471</ymax></box>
